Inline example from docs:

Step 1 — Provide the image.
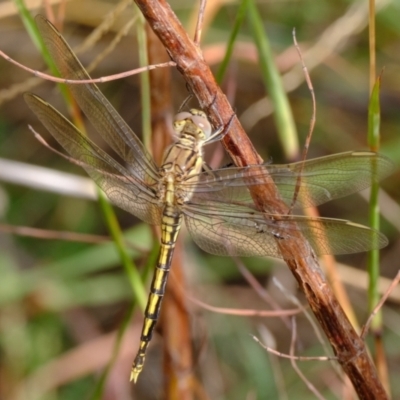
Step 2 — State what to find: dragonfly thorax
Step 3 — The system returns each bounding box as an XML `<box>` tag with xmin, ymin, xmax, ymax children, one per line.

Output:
<box><xmin>157</xmin><ymin>110</ymin><xmax>210</xmax><ymax>207</ymax></box>
<box><xmin>160</xmin><ymin>136</ymin><xmax>204</xmax><ymax>183</ymax></box>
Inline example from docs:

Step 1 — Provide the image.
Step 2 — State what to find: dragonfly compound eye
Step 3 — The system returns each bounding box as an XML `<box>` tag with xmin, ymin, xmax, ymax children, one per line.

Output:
<box><xmin>174</xmin><ymin>112</ymin><xmax>193</xmax><ymax>133</ymax></box>
<box><xmin>174</xmin><ymin>111</ymin><xmax>192</xmax><ymax>123</ymax></box>
<box><xmin>191</xmin><ymin>115</ymin><xmax>212</xmax><ymax>138</ymax></box>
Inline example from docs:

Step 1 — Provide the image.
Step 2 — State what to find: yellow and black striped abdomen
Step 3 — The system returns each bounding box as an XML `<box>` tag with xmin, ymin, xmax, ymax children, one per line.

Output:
<box><xmin>130</xmin><ymin>206</ymin><xmax>183</xmax><ymax>382</ymax></box>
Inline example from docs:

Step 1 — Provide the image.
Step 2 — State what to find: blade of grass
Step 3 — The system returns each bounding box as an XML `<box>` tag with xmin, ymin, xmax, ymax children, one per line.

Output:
<box><xmin>247</xmin><ymin>0</ymin><xmax>299</xmax><ymax>160</ymax></box>
<box><xmin>215</xmin><ymin>0</ymin><xmax>249</xmax><ymax>84</ymax></box>
<box><xmin>98</xmin><ymin>190</ymin><xmax>147</xmax><ymax>310</ymax></box>
<box><xmin>367</xmin><ymin>75</ymin><xmax>381</xmax><ymax>329</ymax></box>
<box><xmin>141</xmin><ymin>240</ymin><xmax>161</xmax><ymax>283</ymax></box>
<box><xmin>367</xmin><ymin>72</ymin><xmax>391</xmax><ymax>395</ymax></box>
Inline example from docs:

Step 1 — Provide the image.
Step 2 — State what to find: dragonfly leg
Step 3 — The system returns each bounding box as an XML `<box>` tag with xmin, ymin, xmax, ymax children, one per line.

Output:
<box><xmin>177</xmin><ymin>91</ymin><xmax>194</xmax><ymax>112</ymax></box>
<box><xmin>205</xmin><ymin>111</ymin><xmax>235</xmax><ymax>144</ymax></box>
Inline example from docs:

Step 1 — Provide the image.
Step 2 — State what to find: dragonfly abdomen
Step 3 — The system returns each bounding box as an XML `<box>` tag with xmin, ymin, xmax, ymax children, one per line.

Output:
<box><xmin>130</xmin><ymin>206</ymin><xmax>183</xmax><ymax>382</ymax></box>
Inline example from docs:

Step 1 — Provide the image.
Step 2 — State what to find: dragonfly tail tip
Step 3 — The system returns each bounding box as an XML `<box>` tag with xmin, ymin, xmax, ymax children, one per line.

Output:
<box><xmin>130</xmin><ymin>370</ymin><xmax>139</xmax><ymax>383</ymax></box>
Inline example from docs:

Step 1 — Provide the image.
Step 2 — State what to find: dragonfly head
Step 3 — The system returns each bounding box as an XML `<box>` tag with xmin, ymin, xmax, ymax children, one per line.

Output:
<box><xmin>174</xmin><ymin>109</ymin><xmax>212</xmax><ymax>140</ymax></box>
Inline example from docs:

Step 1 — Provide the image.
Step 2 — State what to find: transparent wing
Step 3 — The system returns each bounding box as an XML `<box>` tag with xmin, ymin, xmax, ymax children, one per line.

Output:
<box><xmin>186</xmin><ymin>152</ymin><xmax>394</xmax><ymax>211</ymax></box>
<box><xmin>25</xmin><ymin>93</ymin><xmax>163</xmax><ymax>225</ymax></box>
<box><xmin>183</xmin><ymin>202</ymin><xmax>387</xmax><ymax>258</ymax></box>
<box><xmin>35</xmin><ymin>15</ymin><xmax>159</xmax><ymax>182</ymax></box>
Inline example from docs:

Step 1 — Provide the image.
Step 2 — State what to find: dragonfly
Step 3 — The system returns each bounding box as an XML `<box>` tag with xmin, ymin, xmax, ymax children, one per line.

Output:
<box><xmin>24</xmin><ymin>15</ymin><xmax>393</xmax><ymax>383</ymax></box>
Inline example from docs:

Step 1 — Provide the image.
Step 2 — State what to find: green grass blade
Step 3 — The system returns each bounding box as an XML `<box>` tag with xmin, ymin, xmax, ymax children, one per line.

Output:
<box><xmin>247</xmin><ymin>0</ymin><xmax>299</xmax><ymax>159</ymax></box>
<box><xmin>215</xmin><ymin>0</ymin><xmax>249</xmax><ymax>84</ymax></box>
<box><xmin>367</xmin><ymin>76</ymin><xmax>382</xmax><ymax>329</ymax></box>
<box><xmin>98</xmin><ymin>191</ymin><xmax>147</xmax><ymax>310</ymax></box>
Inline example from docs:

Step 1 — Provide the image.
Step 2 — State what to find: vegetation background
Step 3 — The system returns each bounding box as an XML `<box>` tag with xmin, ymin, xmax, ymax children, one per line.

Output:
<box><xmin>0</xmin><ymin>0</ymin><xmax>399</xmax><ymax>399</ymax></box>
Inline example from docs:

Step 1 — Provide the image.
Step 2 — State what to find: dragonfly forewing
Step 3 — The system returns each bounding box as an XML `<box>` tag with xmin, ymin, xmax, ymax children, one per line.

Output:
<box><xmin>187</xmin><ymin>151</ymin><xmax>394</xmax><ymax>211</ymax></box>
<box><xmin>34</xmin><ymin>15</ymin><xmax>159</xmax><ymax>183</ymax></box>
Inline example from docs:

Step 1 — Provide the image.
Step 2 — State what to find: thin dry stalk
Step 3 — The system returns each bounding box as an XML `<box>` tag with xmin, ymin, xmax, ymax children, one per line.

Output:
<box><xmin>361</xmin><ymin>271</ymin><xmax>400</xmax><ymax>339</ymax></box>
<box><xmin>0</xmin><ymin>48</ymin><xmax>174</xmax><ymax>85</ymax></box>
<box><xmin>252</xmin><ymin>334</ymin><xmax>334</xmax><ymax>362</ymax></box>
<box><xmin>185</xmin><ymin>292</ymin><xmax>301</xmax><ymax>318</ymax></box>
<box><xmin>289</xmin><ymin>318</ymin><xmax>326</xmax><ymax>400</ymax></box>
<box><xmin>0</xmin><ymin>223</ymin><xmax>109</xmax><ymax>244</ymax></box>
<box><xmin>234</xmin><ymin>258</ymin><xmax>293</xmax><ymax>329</ymax></box>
